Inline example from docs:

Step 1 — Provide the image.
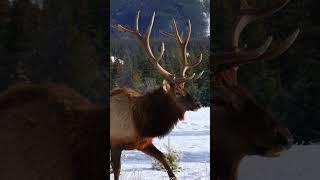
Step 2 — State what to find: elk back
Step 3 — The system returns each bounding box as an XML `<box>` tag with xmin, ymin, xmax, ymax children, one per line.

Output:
<box><xmin>0</xmin><ymin>83</ymin><xmax>106</xmax><ymax>180</ymax></box>
<box><xmin>110</xmin><ymin>88</ymin><xmax>142</xmax><ymax>147</ymax></box>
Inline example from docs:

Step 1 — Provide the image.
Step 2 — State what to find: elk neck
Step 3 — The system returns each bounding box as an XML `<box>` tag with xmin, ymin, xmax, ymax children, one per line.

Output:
<box><xmin>214</xmin><ymin>146</ymin><xmax>244</xmax><ymax>180</ymax></box>
<box><xmin>132</xmin><ymin>87</ymin><xmax>185</xmax><ymax>138</ymax></box>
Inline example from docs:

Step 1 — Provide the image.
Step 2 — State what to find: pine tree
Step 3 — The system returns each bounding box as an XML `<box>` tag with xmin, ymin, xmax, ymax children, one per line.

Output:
<box><xmin>0</xmin><ymin>0</ymin><xmax>10</xmax><ymax>31</ymax></box>
<box><xmin>6</xmin><ymin>0</ymin><xmax>41</xmax><ymax>83</ymax></box>
<box><xmin>0</xmin><ymin>0</ymin><xmax>11</xmax><ymax>90</ymax></box>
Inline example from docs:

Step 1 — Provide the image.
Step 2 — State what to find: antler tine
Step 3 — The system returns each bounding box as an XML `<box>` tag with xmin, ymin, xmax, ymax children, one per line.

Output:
<box><xmin>134</xmin><ymin>11</ymin><xmax>140</xmax><ymax>33</ymax></box>
<box><xmin>232</xmin><ymin>0</ymin><xmax>290</xmax><ymax>49</ymax></box>
<box><xmin>160</xmin><ymin>30</ymin><xmax>176</xmax><ymax>39</ymax></box>
<box><xmin>180</xmin><ymin>20</ymin><xmax>204</xmax><ymax>82</ymax></box>
<box><xmin>183</xmin><ymin>20</ymin><xmax>192</xmax><ymax>65</ymax></box>
<box><xmin>214</xmin><ymin>29</ymin><xmax>300</xmax><ymax>66</ymax></box>
<box><xmin>257</xmin><ymin>28</ymin><xmax>300</xmax><ymax>61</ymax></box>
<box><xmin>182</xmin><ymin>53</ymin><xmax>203</xmax><ymax>77</ymax></box>
<box><xmin>160</xmin><ymin>19</ymin><xmax>204</xmax><ymax>84</ymax></box>
<box><xmin>111</xmin><ymin>11</ymin><xmax>141</xmax><ymax>36</ymax></box>
<box><xmin>112</xmin><ymin>11</ymin><xmax>173</xmax><ymax>79</ymax></box>
<box><xmin>214</xmin><ymin>36</ymin><xmax>273</xmax><ymax>66</ymax></box>
<box><xmin>172</xmin><ymin>19</ymin><xmax>182</xmax><ymax>44</ymax></box>
<box><xmin>214</xmin><ymin>0</ymin><xmax>298</xmax><ymax>68</ymax></box>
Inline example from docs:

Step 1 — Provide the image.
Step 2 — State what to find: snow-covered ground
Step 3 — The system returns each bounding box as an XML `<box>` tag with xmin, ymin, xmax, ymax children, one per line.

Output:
<box><xmin>110</xmin><ymin>107</ymin><xmax>210</xmax><ymax>180</ymax></box>
<box><xmin>239</xmin><ymin>145</ymin><xmax>320</xmax><ymax>180</ymax></box>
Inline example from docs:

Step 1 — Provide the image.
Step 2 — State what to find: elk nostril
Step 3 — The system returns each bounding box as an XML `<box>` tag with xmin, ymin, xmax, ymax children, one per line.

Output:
<box><xmin>277</xmin><ymin>130</ymin><xmax>294</xmax><ymax>149</ymax></box>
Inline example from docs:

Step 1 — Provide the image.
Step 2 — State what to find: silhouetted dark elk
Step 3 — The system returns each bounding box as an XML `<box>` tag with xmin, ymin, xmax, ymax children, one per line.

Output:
<box><xmin>0</xmin><ymin>83</ymin><xmax>106</xmax><ymax>180</ymax></box>
<box><xmin>213</xmin><ymin>0</ymin><xmax>300</xmax><ymax>179</ymax></box>
<box><xmin>111</xmin><ymin>11</ymin><xmax>204</xmax><ymax>180</ymax></box>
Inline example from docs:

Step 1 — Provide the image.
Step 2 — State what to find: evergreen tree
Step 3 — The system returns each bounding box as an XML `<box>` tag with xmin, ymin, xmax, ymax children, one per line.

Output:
<box><xmin>5</xmin><ymin>0</ymin><xmax>41</xmax><ymax>84</ymax></box>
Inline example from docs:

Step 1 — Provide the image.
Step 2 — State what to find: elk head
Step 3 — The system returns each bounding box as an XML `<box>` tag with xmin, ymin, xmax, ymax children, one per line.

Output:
<box><xmin>213</xmin><ymin>0</ymin><xmax>299</xmax><ymax>178</ymax></box>
<box><xmin>112</xmin><ymin>11</ymin><xmax>204</xmax><ymax>112</ymax></box>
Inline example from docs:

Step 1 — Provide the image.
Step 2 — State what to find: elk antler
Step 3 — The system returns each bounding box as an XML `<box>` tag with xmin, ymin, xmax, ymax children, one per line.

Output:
<box><xmin>112</xmin><ymin>11</ymin><xmax>203</xmax><ymax>84</ymax></box>
<box><xmin>112</xmin><ymin>11</ymin><xmax>173</xmax><ymax>80</ymax></box>
<box><xmin>214</xmin><ymin>0</ymin><xmax>300</xmax><ymax>68</ymax></box>
<box><xmin>160</xmin><ymin>19</ymin><xmax>204</xmax><ymax>85</ymax></box>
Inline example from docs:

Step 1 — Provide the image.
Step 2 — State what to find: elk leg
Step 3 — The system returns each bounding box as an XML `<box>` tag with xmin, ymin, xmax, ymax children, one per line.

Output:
<box><xmin>111</xmin><ymin>146</ymin><xmax>122</xmax><ymax>180</ymax></box>
<box><xmin>141</xmin><ymin>143</ymin><xmax>176</xmax><ymax>179</ymax></box>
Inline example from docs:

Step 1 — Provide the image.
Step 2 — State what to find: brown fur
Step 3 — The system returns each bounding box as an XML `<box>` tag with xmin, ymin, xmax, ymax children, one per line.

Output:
<box><xmin>110</xmin><ymin>86</ymin><xmax>187</xmax><ymax>148</ymax></box>
<box><xmin>213</xmin><ymin>72</ymin><xmax>293</xmax><ymax>180</ymax></box>
<box><xmin>0</xmin><ymin>82</ymin><xmax>106</xmax><ymax>180</ymax></box>
<box><xmin>110</xmin><ymin>87</ymin><xmax>141</xmax><ymax>97</ymax></box>
<box><xmin>132</xmin><ymin>87</ymin><xmax>185</xmax><ymax>137</ymax></box>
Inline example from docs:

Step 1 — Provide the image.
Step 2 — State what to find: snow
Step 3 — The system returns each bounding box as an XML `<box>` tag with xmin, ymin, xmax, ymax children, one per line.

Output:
<box><xmin>110</xmin><ymin>107</ymin><xmax>210</xmax><ymax>180</ymax></box>
<box><xmin>110</xmin><ymin>56</ymin><xmax>124</xmax><ymax>64</ymax></box>
<box><xmin>239</xmin><ymin>145</ymin><xmax>320</xmax><ymax>180</ymax></box>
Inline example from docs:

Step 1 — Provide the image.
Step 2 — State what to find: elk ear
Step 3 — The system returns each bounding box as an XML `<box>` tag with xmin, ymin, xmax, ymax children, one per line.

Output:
<box><xmin>162</xmin><ymin>80</ymin><xmax>171</xmax><ymax>94</ymax></box>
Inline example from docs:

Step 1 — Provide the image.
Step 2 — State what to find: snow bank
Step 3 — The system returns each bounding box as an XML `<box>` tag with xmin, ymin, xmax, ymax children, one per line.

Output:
<box><xmin>239</xmin><ymin>145</ymin><xmax>320</xmax><ymax>180</ymax></box>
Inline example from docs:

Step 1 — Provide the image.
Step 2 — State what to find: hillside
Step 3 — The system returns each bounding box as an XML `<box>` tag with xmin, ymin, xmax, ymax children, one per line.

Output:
<box><xmin>110</xmin><ymin>0</ymin><xmax>210</xmax><ymax>37</ymax></box>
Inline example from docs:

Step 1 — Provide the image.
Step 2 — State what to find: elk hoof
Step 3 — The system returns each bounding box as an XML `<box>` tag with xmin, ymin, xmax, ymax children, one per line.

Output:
<box><xmin>170</xmin><ymin>177</ymin><xmax>177</xmax><ymax>180</ymax></box>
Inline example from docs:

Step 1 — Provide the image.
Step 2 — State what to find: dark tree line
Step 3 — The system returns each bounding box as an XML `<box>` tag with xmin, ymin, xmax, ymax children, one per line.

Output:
<box><xmin>214</xmin><ymin>0</ymin><xmax>320</xmax><ymax>144</ymax></box>
<box><xmin>0</xmin><ymin>0</ymin><xmax>107</xmax><ymax>104</ymax></box>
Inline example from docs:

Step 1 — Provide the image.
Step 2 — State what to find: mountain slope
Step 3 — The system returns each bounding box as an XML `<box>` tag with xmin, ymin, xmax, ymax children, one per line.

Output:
<box><xmin>110</xmin><ymin>0</ymin><xmax>210</xmax><ymax>37</ymax></box>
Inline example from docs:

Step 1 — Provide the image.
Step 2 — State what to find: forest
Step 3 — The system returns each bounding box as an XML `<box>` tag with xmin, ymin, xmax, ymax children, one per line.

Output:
<box><xmin>0</xmin><ymin>0</ymin><xmax>107</xmax><ymax>104</ymax></box>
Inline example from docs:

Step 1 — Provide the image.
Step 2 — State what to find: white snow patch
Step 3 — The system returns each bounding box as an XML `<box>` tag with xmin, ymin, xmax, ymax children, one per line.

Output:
<box><xmin>239</xmin><ymin>145</ymin><xmax>320</xmax><ymax>180</ymax></box>
<box><xmin>111</xmin><ymin>56</ymin><xmax>124</xmax><ymax>64</ymax></box>
<box><xmin>110</xmin><ymin>107</ymin><xmax>210</xmax><ymax>180</ymax></box>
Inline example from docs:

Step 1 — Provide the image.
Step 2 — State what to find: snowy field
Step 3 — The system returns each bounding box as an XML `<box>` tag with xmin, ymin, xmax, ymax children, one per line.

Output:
<box><xmin>110</xmin><ymin>107</ymin><xmax>210</xmax><ymax>180</ymax></box>
<box><xmin>239</xmin><ymin>145</ymin><xmax>320</xmax><ymax>180</ymax></box>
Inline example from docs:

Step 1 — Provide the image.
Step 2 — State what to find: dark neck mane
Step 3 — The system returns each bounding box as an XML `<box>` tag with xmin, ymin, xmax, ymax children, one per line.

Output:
<box><xmin>132</xmin><ymin>87</ymin><xmax>185</xmax><ymax>137</ymax></box>
<box><xmin>214</xmin><ymin>153</ymin><xmax>243</xmax><ymax>180</ymax></box>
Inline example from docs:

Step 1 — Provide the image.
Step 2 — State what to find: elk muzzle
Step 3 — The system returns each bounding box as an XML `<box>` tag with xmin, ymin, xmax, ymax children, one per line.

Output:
<box><xmin>259</xmin><ymin>127</ymin><xmax>294</xmax><ymax>157</ymax></box>
<box><xmin>189</xmin><ymin>100</ymin><xmax>201</xmax><ymax>111</ymax></box>
<box><xmin>195</xmin><ymin>100</ymin><xmax>201</xmax><ymax>109</ymax></box>
<box><xmin>275</xmin><ymin>127</ymin><xmax>294</xmax><ymax>150</ymax></box>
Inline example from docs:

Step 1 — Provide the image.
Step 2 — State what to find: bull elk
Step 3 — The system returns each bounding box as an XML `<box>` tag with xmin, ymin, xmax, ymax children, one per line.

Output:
<box><xmin>0</xmin><ymin>82</ymin><xmax>106</xmax><ymax>179</ymax></box>
<box><xmin>111</xmin><ymin>11</ymin><xmax>204</xmax><ymax>180</ymax></box>
<box><xmin>213</xmin><ymin>0</ymin><xmax>299</xmax><ymax>179</ymax></box>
